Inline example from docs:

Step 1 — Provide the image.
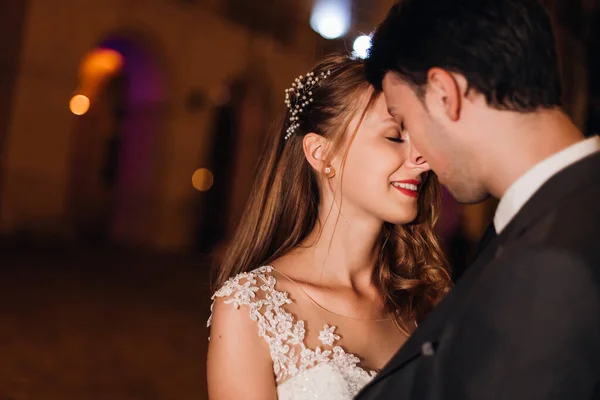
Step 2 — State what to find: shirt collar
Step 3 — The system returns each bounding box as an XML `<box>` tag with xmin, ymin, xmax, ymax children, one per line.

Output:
<box><xmin>494</xmin><ymin>135</ymin><xmax>600</xmax><ymax>233</ymax></box>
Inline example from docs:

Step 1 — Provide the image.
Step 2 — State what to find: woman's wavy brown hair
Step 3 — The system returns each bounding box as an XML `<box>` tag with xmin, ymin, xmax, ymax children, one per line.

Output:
<box><xmin>215</xmin><ymin>54</ymin><xmax>452</xmax><ymax>333</ymax></box>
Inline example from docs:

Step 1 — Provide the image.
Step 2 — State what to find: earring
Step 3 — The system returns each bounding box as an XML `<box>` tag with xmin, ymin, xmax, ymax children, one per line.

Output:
<box><xmin>324</xmin><ymin>165</ymin><xmax>336</xmax><ymax>178</ymax></box>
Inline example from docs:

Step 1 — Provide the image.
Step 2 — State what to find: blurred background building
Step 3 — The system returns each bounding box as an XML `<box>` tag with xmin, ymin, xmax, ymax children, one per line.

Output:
<box><xmin>0</xmin><ymin>0</ymin><xmax>598</xmax><ymax>398</ymax></box>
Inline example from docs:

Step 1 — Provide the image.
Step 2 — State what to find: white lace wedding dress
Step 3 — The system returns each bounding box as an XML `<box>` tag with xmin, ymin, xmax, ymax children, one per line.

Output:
<box><xmin>207</xmin><ymin>266</ymin><xmax>386</xmax><ymax>399</ymax></box>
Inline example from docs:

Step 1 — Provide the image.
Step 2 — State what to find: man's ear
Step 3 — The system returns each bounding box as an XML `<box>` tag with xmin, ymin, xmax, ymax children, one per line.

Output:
<box><xmin>303</xmin><ymin>133</ymin><xmax>330</xmax><ymax>173</ymax></box>
<box><xmin>426</xmin><ymin>67</ymin><xmax>463</xmax><ymax>121</ymax></box>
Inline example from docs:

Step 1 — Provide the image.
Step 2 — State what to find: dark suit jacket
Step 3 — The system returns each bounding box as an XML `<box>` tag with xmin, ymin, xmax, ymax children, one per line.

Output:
<box><xmin>356</xmin><ymin>152</ymin><xmax>600</xmax><ymax>400</ymax></box>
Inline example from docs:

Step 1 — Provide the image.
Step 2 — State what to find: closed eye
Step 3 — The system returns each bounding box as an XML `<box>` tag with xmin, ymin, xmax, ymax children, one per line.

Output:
<box><xmin>386</xmin><ymin>137</ymin><xmax>405</xmax><ymax>143</ymax></box>
<box><xmin>386</xmin><ymin>126</ymin><xmax>405</xmax><ymax>143</ymax></box>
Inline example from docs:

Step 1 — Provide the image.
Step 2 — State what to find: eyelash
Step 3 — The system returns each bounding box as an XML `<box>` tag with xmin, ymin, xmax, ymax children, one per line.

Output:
<box><xmin>386</xmin><ymin>125</ymin><xmax>405</xmax><ymax>143</ymax></box>
<box><xmin>386</xmin><ymin>137</ymin><xmax>405</xmax><ymax>143</ymax></box>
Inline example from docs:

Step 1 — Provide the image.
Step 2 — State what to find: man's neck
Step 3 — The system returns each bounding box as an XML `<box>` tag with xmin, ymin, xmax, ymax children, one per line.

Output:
<box><xmin>482</xmin><ymin>108</ymin><xmax>584</xmax><ymax>200</ymax></box>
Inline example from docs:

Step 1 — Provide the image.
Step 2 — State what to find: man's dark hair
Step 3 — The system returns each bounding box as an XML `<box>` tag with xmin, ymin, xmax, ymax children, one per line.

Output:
<box><xmin>365</xmin><ymin>0</ymin><xmax>562</xmax><ymax>111</ymax></box>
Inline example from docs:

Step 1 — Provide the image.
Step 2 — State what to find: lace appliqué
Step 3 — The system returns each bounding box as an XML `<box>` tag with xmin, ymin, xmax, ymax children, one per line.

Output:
<box><xmin>208</xmin><ymin>266</ymin><xmax>377</xmax><ymax>389</ymax></box>
<box><xmin>318</xmin><ymin>325</ymin><xmax>340</xmax><ymax>346</ymax></box>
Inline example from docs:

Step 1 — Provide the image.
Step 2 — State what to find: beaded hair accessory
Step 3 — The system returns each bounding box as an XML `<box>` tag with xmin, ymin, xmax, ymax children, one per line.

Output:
<box><xmin>284</xmin><ymin>70</ymin><xmax>332</xmax><ymax>140</ymax></box>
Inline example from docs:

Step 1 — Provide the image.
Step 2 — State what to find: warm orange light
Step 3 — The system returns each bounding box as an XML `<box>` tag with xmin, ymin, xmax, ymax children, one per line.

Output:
<box><xmin>81</xmin><ymin>48</ymin><xmax>124</xmax><ymax>76</ymax></box>
<box><xmin>70</xmin><ymin>94</ymin><xmax>90</xmax><ymax>115</ymax></box>
<box><xmin>76</xmin><ymin>49</ymin><xmax>124</xmax><ymax>99</ymax></box>
<box><xmin>192</xmin><ymin>168</ymin><xmax>214</xmax><ymax>192</ymax></box>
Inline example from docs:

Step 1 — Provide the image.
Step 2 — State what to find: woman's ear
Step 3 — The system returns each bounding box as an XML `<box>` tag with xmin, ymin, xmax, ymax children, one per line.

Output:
<box><xmin>303</xmin><ymin>133</ymin><xmax>329</xmax><ymax>173</ymax></box>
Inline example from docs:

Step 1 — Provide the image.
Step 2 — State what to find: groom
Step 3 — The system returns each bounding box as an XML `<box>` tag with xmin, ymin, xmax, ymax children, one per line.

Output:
<box><xmin>357</xmin><ymin>0</ymin><xmax>600</xmax><ymax>399</ymax></box>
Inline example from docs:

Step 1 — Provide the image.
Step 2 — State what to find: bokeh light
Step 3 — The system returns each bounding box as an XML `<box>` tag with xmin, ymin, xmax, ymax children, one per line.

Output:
<box><xmin>353</xmin><ymin>35</ymin><xmax>372</xmax><ymax>59</ymax></box>
<box><xmin>310</xmin><ymin>0</ymin><xmax>351</xmax><ymax>40</ymax></box>
<box><xmin>69</xmin><ymin>94</ymin><xmax>90</xmax><ymax>115</ymax></box>
<box><xmin>81</xmin><ymin>48</ymin><xmax>124</xmax><ymax>76</ymax></box>
<box><xmin>192</xmin><ymin>168</ymin><xmax>214</xmax><ymax>192</ymax></box>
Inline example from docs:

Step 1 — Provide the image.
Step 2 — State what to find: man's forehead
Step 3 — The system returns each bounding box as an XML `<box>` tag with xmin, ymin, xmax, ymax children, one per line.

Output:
<box><xmin>383</xmin><ymin>78</ymin><xmax>418</xmax><ymax>105</ymax></box>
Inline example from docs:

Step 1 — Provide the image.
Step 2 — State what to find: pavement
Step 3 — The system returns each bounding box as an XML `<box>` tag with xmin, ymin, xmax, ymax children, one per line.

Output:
<box><xmin>0</xmin><ymin>239</ymin><xmax>213</xmax><ymax>400</ymax></box>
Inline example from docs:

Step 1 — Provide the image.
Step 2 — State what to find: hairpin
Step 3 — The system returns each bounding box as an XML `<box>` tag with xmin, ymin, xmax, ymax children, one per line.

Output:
<box><xmin>284</xmin><ymin>70</ymin><xmax>331</xmax><ymax>140</ymax></box>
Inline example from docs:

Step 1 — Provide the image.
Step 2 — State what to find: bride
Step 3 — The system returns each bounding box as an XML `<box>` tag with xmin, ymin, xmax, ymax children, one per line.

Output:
<box><xmin>206</xmin><ymin>54</ymin><xmax>452</xmax><ymax>399</ymax></box>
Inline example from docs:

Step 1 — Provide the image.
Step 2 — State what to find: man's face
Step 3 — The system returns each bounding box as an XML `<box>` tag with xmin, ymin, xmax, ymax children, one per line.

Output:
<box><xmin>382</xmin><ymin>72</ymin><xmax>488</xmax><ymax>204</ymax></box>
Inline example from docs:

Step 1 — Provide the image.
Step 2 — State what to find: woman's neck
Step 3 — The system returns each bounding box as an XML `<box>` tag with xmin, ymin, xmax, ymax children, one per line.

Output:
<box><xmin>295</xmin><ymin>201</ymin><xmax>384</xmax><ymax>290</ymax></box>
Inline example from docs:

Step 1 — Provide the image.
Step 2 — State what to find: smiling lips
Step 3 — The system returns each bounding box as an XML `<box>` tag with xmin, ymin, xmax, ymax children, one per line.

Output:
<box><xmin>391</xmin><ymin>179</ymin><xmax>420</xmax><ymax>198</ymax></box>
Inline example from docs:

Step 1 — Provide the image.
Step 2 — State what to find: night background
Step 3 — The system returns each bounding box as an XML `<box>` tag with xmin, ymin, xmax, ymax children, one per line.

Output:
<box><xmin>0</xmin><ymin>0</ymin><xmax>598</xmax><ymax>398</ymax></box>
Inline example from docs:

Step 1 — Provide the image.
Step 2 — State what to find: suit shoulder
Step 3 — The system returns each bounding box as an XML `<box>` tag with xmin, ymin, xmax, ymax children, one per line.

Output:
<box><xmin>485</xmin><ymin>246</ymin><xmax>600</xmax><ymax>298</ymax></box>
<box><xmin>532</xmin><ymin>181</ymin><xmax>600</xmax><ymax>256</ymax></box>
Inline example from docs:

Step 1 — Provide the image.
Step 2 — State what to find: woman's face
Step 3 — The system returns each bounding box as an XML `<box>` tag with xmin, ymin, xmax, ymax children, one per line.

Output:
<box><xmin>333</xmin><ymin>93</ymin><xmax>431</xmax><ymax>226</ymax></box>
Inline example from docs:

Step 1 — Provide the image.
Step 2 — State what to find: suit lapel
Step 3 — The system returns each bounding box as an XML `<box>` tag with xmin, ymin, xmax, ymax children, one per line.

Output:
<box><xmin>368</xmin><ymin>231</ymin><xmax>504</xmax><ymax>385</ymax></box>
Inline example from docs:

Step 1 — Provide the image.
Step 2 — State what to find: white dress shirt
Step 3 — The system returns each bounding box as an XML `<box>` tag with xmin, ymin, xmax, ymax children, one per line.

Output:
<box><xmin>494</xmin><ymin>135</ymin><xmax>600</xmax><ymax>233</ymax></box>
